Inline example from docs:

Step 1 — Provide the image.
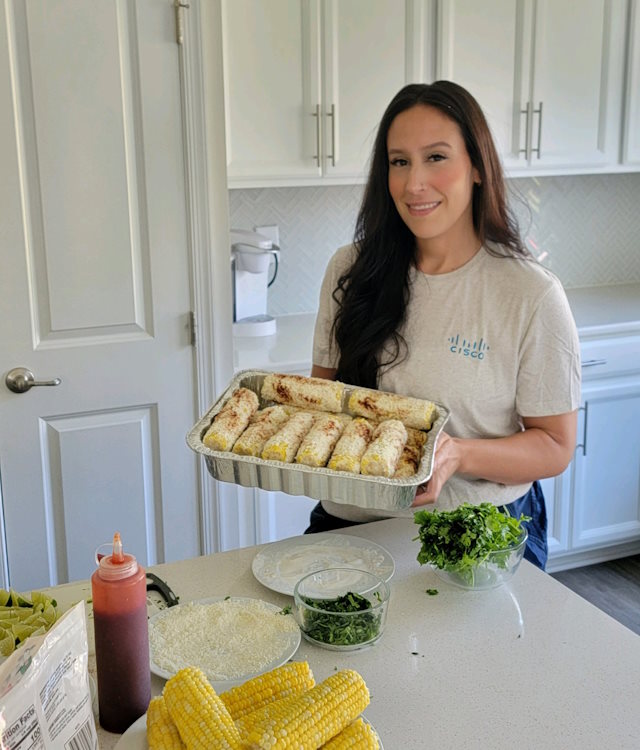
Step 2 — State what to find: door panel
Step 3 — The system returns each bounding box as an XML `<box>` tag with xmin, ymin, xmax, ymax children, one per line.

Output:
<box><xmin>0</xmin><ymin>0</ymin><xmax>200</xmax><ymax>590</ymax></box>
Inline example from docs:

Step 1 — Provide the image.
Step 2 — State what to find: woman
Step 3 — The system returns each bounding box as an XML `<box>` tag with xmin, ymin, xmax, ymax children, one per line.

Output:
<box><xmin>306</xmin><ymin>81</ymin><xmax>581</xmax><ymax>570</ymax></box>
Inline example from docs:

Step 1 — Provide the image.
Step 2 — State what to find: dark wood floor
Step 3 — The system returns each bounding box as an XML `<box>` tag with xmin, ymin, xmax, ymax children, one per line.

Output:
<box><xmin>551</xmin><ymin>554</ymin><xmax>640</xmax><ymax>636</ymax></box>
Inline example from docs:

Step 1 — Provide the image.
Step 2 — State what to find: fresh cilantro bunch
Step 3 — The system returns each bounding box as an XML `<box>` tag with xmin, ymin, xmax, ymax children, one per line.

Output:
<box><xmin>413</xmin><ymin>503</ymin><xmax>529</xmax><ymax>585</ymax></box>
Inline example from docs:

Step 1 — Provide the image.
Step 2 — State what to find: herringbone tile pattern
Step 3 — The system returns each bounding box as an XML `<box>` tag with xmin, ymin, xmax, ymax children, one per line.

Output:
<box><xmin>229</xmin><ymin>173</ymin><xmax>640</xmax><ymax>315</ymax></box>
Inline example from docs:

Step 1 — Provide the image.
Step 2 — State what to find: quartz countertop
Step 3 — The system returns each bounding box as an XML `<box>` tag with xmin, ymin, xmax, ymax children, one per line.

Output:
<box><xmin>233</xmin><ymin>283</ymin><xmax>640</xmax><ymax>372</ymax></box>
<box><xmin>47</xmin><ymin>518</ymin><xmax>640</xmax><ymax>749</ymax></box>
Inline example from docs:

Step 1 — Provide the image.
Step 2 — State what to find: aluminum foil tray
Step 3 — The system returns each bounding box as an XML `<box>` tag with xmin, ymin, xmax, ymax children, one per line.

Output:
<box><xmin>186</xmin><ymin>370</ymin><xmax>450</xmax><ymax>511</ymax></box>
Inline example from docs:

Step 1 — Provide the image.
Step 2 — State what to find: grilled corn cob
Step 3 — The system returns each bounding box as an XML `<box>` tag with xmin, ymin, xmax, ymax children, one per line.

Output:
<box><xmin>261</xmin><ymin>411</ymin><xmax>315</xmax><ymax>463</ymax></box>
<box><xmin>219</xmin><ymin>661</ymin><xmax>315</xmax><ymax>721</ymax></box>
<box><xmin>327</xmin><ymin>418</ymin><xmax>374</xmax><ymax>474</ymax></box>
<box><xmin>262</xmin><ymin>373</ymin><xmax>344</xmax><ymax>413</ymax></box>
<box><xmin>232</xmin><ymin>405</ymin><xmax>290</xmax><ymax>457</ymax></box>
<box><xmin>239</xmin><ymin>669</ymin><xmax>370</xmax><ymax>750</ymax></box>
<box><xmin>348</xmin><ymin>389</ymin><xmax>436</xmax><ymax>430</ymax></box>
<box><xmin>296</xmin><ymin>414</ymin><xmax>346</xmax><ymax>467</ymax></box>
<box><xmin>282</xmin><ymin>405</ymin><xmax>352</xmax><ymax>426</ymax></box>
<box><xmin>164</xmin><ymin>666</ymin><xmax>240</xmax><ymax>750</ymax></box>
<box><xmin>360</xmin><ymin>419</ymin><xmax>407</xmax><ymax>477</ymax></box>
<box><xmin>321</xmin><ymin>717</ymin><xmax>380</xmax><ymax>749</ymax></box>
<box><xmin>146</xmin><ymin>695</ymin><xmax>185</xmax><ymax>750</ymax></box>
<box><xmin>203</xmin><ymin>387</ymin><xmax>259</xmax><ymax>451</ymax></box>
<box><xmin>393</xmin><ymin>443</ymin><xmax>422</xmax><ymax>478</ymax></box>
<box><xmin>406</xmin><ymin>427</ymin><xmax>428</xmax><ymax>449</ymax></box>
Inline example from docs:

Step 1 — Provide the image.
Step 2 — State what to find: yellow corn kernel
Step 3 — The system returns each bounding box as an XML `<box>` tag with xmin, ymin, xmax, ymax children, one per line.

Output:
<box><xmin>321</xmin><ymin>717</ymin><xmax>380</xmax><ymax>749</ymax></box>
<box><xmin>219</xmin><ymin>661</ymin><xmax>315</xmax><ymax>722</ymax></box>
<box><xmin>164</xmin><ymin>666</ymin><xmax>240</xmax><ymax>750</ymax></box>
<box><xmin>261</xmin><ymin>412</ymin><xmax>315</xmax><ymax>463</ymax></box>
<box><xmin>240</xmin><ymin>668</ymin><xmax>370</xmax><ymax>749</ymax></box>
<box><xmin>327</xmin><ymin>418</ymin><xmax>374</xmax><ymax>474</ymax></box>
<box><xmin>146</xmin><ymin>696</ymin><xmax>185</xmax><ymax>750</ymax></box>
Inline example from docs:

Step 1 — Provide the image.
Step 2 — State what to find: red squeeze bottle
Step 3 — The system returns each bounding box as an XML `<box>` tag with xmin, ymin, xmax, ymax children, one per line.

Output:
<box><xmin>91</xmin><ymin>532</ymin><xmax>151</xmax><ymax>733</ymax></box>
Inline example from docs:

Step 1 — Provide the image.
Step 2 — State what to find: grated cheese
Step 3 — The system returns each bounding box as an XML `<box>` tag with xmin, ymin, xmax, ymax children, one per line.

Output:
<box><xmin>149</xmin><ymin>598</ymin><xmax>298</xmax><ymax>681</ymax></box>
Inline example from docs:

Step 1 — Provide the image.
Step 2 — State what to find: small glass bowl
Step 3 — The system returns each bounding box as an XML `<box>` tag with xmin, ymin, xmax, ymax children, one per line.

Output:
<box><xmin>293</xmin><ymin>568</ymin><xmax>389</xmax><ymax>651</ymax></box>
<box><xmin>432</xmin><ymin>530</ymin><xmax>528</xmax><ymax>591</ymax></box>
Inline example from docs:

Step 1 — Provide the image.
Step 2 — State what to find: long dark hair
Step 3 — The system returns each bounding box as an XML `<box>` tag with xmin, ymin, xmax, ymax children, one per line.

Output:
<box><xmin>333</xmin><ymin>81</ymin><xmax>528</xmax><ymax>388</ymax></box>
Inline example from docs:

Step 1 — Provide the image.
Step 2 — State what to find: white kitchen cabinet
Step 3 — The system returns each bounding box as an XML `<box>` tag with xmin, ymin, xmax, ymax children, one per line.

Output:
<box><xmin>436</xmin><ymin>0</ymin><xmax>627</xmax><ymax>173</ymax></box>
<box><xmin>539</xmin><ymin>467</ymin><xmax>572</xmax><ymax>557</ymax></box>
<box><xmin>623</xmin><ymin>0</ymin><xmax>640</xmax><ymax>165</ymax></box>
<box><xmin>221</xmin><ymin>0</ymin><xmax>426</xmax><ymax>186</ymax></box>
<box><xmin>571</xmin><ymin>376</ymin><xmax>640</xmax><ymax>549</ymax></box>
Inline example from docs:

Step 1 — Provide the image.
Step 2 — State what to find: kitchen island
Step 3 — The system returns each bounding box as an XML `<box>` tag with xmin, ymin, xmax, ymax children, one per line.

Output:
<box><xmin>47</xmin><ymin>518</ymin><xmax>640</xmax><ymax>749</ymax></box>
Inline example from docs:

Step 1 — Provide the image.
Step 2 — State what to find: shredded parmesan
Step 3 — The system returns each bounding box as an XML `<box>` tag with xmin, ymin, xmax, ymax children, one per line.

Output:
<box><xmin>149</xmin><ymin>599</ymin><xmax>299</xmax><ymax>680</ymax></box>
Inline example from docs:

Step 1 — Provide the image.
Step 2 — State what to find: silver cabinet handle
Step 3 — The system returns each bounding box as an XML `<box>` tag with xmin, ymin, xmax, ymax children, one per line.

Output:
<box><xmin>326</xmin><ymin>103</ymin><xmax>336</xmax><ymax>167</ymax></box>
<box><xmin>312</xmin><ymin>104</ymin><xmax>321</xmax><ymax>166</ymax></box>
<box><xmin>582</xmin><ymin>358</ymin><xmax>607</xmax><ymax>368</ymax></box>
<box><xmin>519</xmin><ymin>101</ymin><xmax>532</xmax><ymax>159</ymax></box>
<box><xmin>575</xmin><ymin>402</ymin><xmax>588</xmax><ymax>457</ymax></box>
<box><xmin>5</xmin><ymin>367</ymin><xmax>62</xmax><ymax>394</ymax></box>
<box><xmin>532</xmin><ymin>101</ymin><xmax>543</xmax><ymax>158</ymax></box>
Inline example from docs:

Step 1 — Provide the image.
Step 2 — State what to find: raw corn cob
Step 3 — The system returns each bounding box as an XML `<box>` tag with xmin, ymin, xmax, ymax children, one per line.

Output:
<box><xmin>232</xmin><ymin>405</ymin><xmax>290</xmax><ymax>457</ymax></box>
<box><xmin>261</xmin><ymin>411</ymin><xmax>315</xmax><ymax>463</ymax></box>
<box><xmin>321</xmin><ymin>717</ymin><xmax>380</xmax><ymax>749</ymax></box>
<box><xmin>348</xmin><ymin>389</ymin><xmax>436</xmax><ymax>430</ymax></box>
<box><xmin>219</xmin><ymin>661</ymin><xmax>315</xmax><ymax>722</ymax></box>
<box><xmin>203</xmin><ymin>387</ymin><xmax>259</xmax><ymax>451</ymax></box>
<box><xmin>163</xmin><ymin>666</ymin><xmax>240</xmax><ymax>750</ymax></box>
<box><xmin>239</xmin><ymin>668</ymin><xmax>370</xmax><ymax>750</ymax></box>
<box><xmin>360</xmin><ymin>419</ymin><xmax>408</xmax><ymax>477</ymax></box>
<box><xmin>296</xmin><ymin>414</ymin><xmax>346</xmax><ymax>467</ymax></box>
<box><xmin>146</xmin><ymin>695</ymin><xmax>185</xmax><ymax>750</ymax></box>
<box><xmin>327</xmin><ymin>418</ymin><xmax>374</xmax><ymax>474</ymax></box>
<box><xmin>262</xmin><ymin>373</ymin><xmax>344</xmax><ymax>413</ymax></box>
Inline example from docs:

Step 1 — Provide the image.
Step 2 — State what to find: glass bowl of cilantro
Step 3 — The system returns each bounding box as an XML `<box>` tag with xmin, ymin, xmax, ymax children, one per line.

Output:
<box><xmin>293</xmin><ymin>568</ymin><xmax>390</xmax><ymax>651</ymax></box>
<box><xmin>413</xmin><ymin>503</ymin><xmax>529</xmax><ymax>590</ymax></box>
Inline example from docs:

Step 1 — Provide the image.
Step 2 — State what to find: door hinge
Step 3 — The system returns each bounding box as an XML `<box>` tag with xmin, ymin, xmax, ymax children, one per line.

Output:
<box><xmin>174</xmin><ymin>0</ymin><xmax>190</xmax><ymax>46</ymax></box>
<box><xmin>189</xmin><ymin>311</ymin><xmax>197</xmax><ymax>347</ymax></box>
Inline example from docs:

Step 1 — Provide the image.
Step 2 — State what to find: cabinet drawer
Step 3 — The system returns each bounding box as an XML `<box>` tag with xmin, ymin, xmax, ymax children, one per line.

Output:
<box><xmin>580</xmin><ymin>335</ymin><xmax>640</xmax><ymax>380</ymax></box>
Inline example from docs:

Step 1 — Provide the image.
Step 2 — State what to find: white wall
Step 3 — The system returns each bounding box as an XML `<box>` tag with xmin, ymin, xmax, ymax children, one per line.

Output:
<box><xmin>229</xmin><ymin>173</ymin><xmax>640</xmax><ymax>316</ymax></box>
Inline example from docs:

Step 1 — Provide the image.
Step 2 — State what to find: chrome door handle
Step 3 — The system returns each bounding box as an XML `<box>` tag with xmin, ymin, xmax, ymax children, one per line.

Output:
<box><xmin>326</xmin><ymin>103</ymin><xmax>336</xmax><ymax>167</ymax></box>
<box><xmin>312</xmin><ymin>104</ymin><xmax>321</xmax><ymax>167</ymax></box>
<box><xmin>532</xmin><ymin>101</ymin><xmax>543</xmax><ymax>158</ymax></box>
<box><xmin>5</xmin><ymin>367</ymin><xmax>62</xmax><ymax>393</ymax></box>
<box><xmin>519</xmin><ymin>101</ymin><xmax>532</xmax><ymax>160</ymax></box>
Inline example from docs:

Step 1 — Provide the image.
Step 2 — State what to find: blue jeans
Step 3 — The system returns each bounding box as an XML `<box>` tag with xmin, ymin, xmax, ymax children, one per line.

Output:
<box><xmin>501</xmin><ymin>480</ymin><xmax>548</xmax><ymax>570</ymax></box>
<box><xmin>305</xmin><ymin>480</ymin><xmax>549</xmax><ymax>571</ymax></box>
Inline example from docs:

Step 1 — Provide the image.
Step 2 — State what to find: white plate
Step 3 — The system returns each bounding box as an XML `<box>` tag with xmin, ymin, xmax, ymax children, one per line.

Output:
<box><xmin>252</xmin><ymin>533</ymin><xmax>395</xmax><ymax>596</ymax></box>
<box><xmin>115</xmin><ymin>712</ymin><xmax>383</xmax><ymax>749</ymax></box>
<box><xmin>148</xmin><ymin>597</ymin><xmax>300</xmax><ymax>691</ymax></box>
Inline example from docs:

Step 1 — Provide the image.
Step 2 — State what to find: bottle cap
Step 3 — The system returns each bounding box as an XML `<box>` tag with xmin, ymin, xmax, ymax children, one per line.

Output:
<box><xmin>97</xmin><ymin>532</ymin><xmax>139</xmax><ymax>580</ymax></box>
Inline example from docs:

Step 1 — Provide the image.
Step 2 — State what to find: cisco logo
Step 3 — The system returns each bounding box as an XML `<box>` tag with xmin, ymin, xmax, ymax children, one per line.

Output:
<box><xmin>448</xmin><ymin>334</ymin><xmax>489</xmax><ymax>360</ymax></box>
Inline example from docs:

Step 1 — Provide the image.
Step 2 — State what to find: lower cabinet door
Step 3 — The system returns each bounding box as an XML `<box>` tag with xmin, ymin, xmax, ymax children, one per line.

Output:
<box><xmin>254</xmin><ymin>490</ymin><xmax>317</xmax><ymax>545</ymax></box>
<box><xmin>571</xmin><ymin>380</ymin><xmax>640</xmax><ymax>549</ymax></box>
<box><xmin>539</xmin><ymin>466</ymin><xmax>572</xmax><ymax>557</ymax></box>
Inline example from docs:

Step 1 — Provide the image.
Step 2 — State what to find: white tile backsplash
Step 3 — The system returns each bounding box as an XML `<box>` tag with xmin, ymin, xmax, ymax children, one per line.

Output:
<box><xmin>228</xmin><ymin>173</ymin><xmax>640</xmax><ymax>316</ymax></box>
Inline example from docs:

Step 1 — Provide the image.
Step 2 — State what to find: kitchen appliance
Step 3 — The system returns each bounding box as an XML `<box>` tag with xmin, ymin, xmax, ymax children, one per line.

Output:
<box><xmin>230</xmin><ymin>228</ymin><xmax>280</xmax><ymax>337</ymax></box>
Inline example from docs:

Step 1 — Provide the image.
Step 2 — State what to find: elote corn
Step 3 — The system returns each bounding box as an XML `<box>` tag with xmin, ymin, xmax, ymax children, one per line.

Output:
<box><xmin>261</xmin><ymin>411</ymin><xmax>315</xmax><ymax>463</ymax></box>
<box><xmin>296</xmin><ymin>414</ymin><xmax>346</xmax><ymax>467</ymax></box>
<box><xmin>327</xmin><ymin>418</ymin><xmax>374</xmax><ymax>474</ymax></box>
<box><xmin>348</xmin><ymin>389</ymin><xmax>436</xmax><ymax>430</ymax></box>
<box><xmin>360</xmin><ymin>419</ymin><xmax>407</xmax><ymax>477</ymax></box>
<box><xmin>262</xmin><ymin>373</ymin><xmax>344</xmax><ymax>413</ymax></box>
<box><xmin>232</xmin><ymin>405</ymin><xmax>290</xmax><ymax>456</ymax></box>
<box><xmin>203</xmin><ymin>387</ymin><xmax>259</xmax><ymax>451</ymax></box>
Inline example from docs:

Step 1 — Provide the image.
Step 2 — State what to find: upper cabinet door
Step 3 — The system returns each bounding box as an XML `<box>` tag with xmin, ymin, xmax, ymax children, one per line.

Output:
<box><xmin>222</xmin><ymin>0</ymin><xmax>322</xmax><ymax>184</ymax></box>
<box><xmin>436</xmin><ymin>0</ymin><xmax>532</xmax><ymax>171</ymax></box>
<box><xmin>529</xmin><ymin>0</ymin><xmax>626</xmax><ymax>170</ymax></box>
<box><xmin>623</xmin><ymin>0</ymin><xmax>640</xmax><ymax>165</ymax></box>
<box><xmin>321</xmin><ymin>0</ymin><xmax>411</xmax><ymax>179</ymax></box>
<box><xmin>436</xmin><ymin>0</ymin><xmax>627</xmax><ymax>174</ymax></box>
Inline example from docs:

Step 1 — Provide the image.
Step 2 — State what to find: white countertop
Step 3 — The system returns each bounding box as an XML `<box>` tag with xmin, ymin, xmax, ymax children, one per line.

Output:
<box><xmin>233</xmin><ymin>283</ymin><xmax>640</xmax><ymax>373</ymax></box>
<box><xmin>48</xmin><ymin>518</ymin><xmax>640</xmax><ymax>749</ymax></box>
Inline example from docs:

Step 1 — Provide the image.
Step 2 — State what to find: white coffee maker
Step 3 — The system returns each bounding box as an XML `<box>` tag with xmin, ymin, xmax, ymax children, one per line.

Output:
<box><xmin>230</xmin><ymin>229</ymin><xmax>280</xmax><ymax>337</ymax></box>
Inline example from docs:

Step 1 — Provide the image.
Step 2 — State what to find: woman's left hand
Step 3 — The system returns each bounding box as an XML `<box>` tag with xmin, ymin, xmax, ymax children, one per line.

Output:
<box><xmin>412</xmin><ymin>432</ymin><xmax>460</xmax><ymax>506</ymax></box>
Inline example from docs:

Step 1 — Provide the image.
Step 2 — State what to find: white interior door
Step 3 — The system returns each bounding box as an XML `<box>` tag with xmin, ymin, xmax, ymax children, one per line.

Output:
<box><xmin>0</xmin><ymin>0</ymin><xmax>201</xmax><ymax>591</ymax></box>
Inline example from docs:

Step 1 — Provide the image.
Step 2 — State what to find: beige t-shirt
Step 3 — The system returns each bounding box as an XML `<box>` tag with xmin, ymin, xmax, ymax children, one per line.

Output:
<box><xmin>313</xmin><ymin>243</ymin><xmax>581</xmax><ymax>521</ymax></box>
